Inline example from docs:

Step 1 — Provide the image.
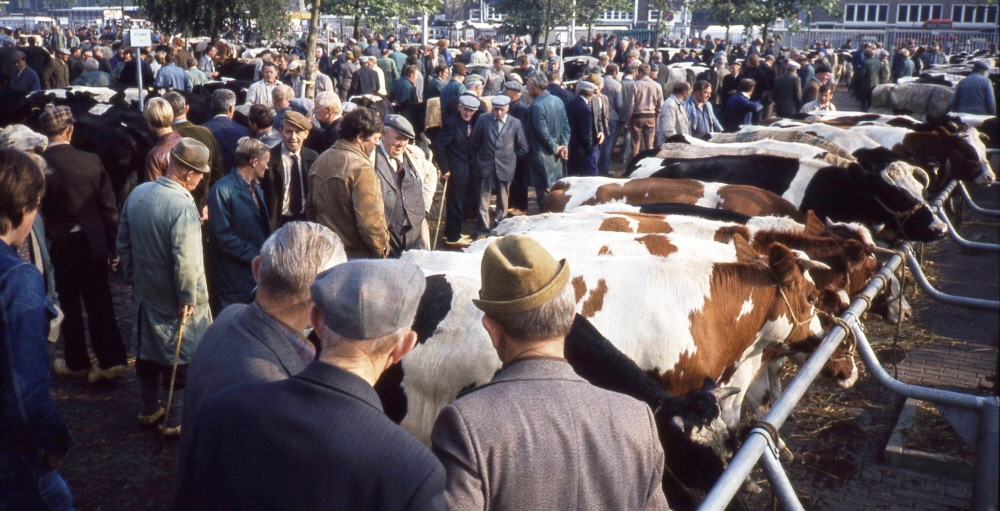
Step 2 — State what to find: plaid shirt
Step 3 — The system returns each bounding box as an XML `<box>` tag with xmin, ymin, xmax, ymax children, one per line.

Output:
<box><xmin>252</xmin><ymin>303</ymin><xmax>315</xmax><ymax>366</ymax></box>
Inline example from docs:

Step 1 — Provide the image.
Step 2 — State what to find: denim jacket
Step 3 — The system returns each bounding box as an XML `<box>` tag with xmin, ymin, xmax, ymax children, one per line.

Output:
<box><xmin>0</xmin><ymin>241</ymin><xmax>72</xmax><ymax>457</ymax></box>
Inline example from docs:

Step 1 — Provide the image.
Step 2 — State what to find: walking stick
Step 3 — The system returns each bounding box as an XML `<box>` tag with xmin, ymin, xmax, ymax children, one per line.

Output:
<box><xmin>432</xmin><ymin>177</ymin><xmax>449</xmax><ymax>251</ymax></box>
<box><xmin>161</xmin><ymin>309</ymin><xmax>190</xmax><ymax>442</ymax></box>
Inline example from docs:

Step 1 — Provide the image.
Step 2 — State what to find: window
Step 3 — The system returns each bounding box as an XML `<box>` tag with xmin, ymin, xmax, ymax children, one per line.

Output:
<box><xmin>897</xmin><ymin>4</ymin><xmax>942</xmax><ymax>23</ymax></box>
<box><xmin>844</xmin><ymin>4</ymin><xmax>889</xmax><ymax>23</ymax></box>
<box><xmin>600</xmin><ymin>10</ymin><xmax>633</xmax><ymax>21</ymax></box>
<box><xmin>468</xmin><ymin>8</ymin><xmax>481</xmax><ymax>21</ymax></box>
<box><xmin>648</xmin><ymin>9</ymin><xmax>660</xmax><ymax>22</ymax></box>
<box><xmin>951</xmin><ymin>4</ymin><xmax>998</xmax><ymax>24</ymax></box>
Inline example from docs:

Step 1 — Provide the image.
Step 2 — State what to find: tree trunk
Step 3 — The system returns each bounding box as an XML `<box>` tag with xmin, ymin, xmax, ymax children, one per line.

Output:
<box><xmin>761</xmin><ymin>24</ymin><xmax>769</xmax><ymax>44</ymax></box>
<box><xmin>306</xmin><ymin>0</ymin><xmax>321</xmax><ymax>89</ymax></box>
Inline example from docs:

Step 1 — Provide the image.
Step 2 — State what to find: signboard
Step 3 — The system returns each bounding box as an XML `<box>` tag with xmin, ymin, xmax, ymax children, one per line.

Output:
<box><xmin>465</xmin><ymin>28</ymin><xmax>475</xmax><ymax>41</ymax></box>
<box><xmin>58</xmin><ymin>17</ymin><xmax>69</xmax><ymax>26</ymax></box>
<box><xmin>129</xmin><ymin>29</ymin><xmax>152</xmax><ymax>47</ymax></box>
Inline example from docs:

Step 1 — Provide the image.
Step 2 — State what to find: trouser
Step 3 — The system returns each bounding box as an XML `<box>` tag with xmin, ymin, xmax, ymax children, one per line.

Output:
<box><xmin>599</xmin><ymin>120</ymin><xmax>618</xmax><ymax>175</ymax></box>
<box><xmin>629</xmin><ymin>116</ymin><xmax>657</xmax><ymax>161</ymax></box>
<box><xmin>569</xmin><ymin>146</ymin><xmax>600</xmax><ymax>177</ymax></box>
<box><xmin>0</xmin><ymin>451</ymin><xmax>74</xmax><ymax>511</ymax></box>
<box><xmin>859</xmin><ymin>86</ymin><xmax>874</xmax><ymax>111</ymax></box>
<box><xmin>444</xmin><ymin>178</ymin><xmax>468</xmax><ymax>242</ymax></box>
<box><xmin>508</xmin><ymin>157</ymin><xmax>529</xmax><ymax>211</ymax></box>
<box><xmin>49</xmin><ymin>232</ymin><xmax>127</xmax><ymax>371</ymax></box>
<box><xmin>136</xmin><ymin>359</ymin><xmax>187</xmax><ymax>428</ymax></box>
<box><xmin>476</xmin><ymin>174</ymin><xmax>510</xmax><ymax>236</ymax></box>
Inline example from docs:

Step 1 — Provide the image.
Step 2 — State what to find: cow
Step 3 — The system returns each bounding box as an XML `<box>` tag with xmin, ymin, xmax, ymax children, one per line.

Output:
<box><xmin>803</xmin><ymin>111</ymin><xmax>921</xmax><ymax>128</ymax></box>
<box><xmin>747</xmin><ymin>122</ymin><xmax>884</xmax><ymax>153</ymax></box>
<box><xmin>392</xmin><ymin>242</ymin><xmax>827</xmax><ymax>508</ymax></box>
<box><xmin>847</xmin><ymin>123</ymin><xmax>995</xmax><ymax>187</ymax></box>
<box><xmin>708</xmin><ymin>129</ymin><xmax>857</xmax><ymax>161</ymax></box>
<box><xmin>543</xmin><ymin>176</ymin><xmax>806</xmax><ymax>220</ymax></box>
<box><xmin>628</xmin><ymin>152</ymin><xmax>947</xmax><ymax>242</ymax></box>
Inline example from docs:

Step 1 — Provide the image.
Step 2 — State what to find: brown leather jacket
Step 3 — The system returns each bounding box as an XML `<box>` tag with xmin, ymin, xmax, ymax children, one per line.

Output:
<box><xmin>307</xmin><ymin>139</ymin><xmax>389</xmax><ymax>258</ymax></box>
<box><xmin>145</xmin><ymin>132</ymin><xmax>182</xmax><ymax>183</ymax></box>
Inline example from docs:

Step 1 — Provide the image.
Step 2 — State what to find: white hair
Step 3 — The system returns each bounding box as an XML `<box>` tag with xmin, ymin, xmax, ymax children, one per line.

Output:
<box><xmin>0</xmin><ymin>125</ymin><xmax>48</xmax><ymax>154</ymax></box>
<box><xmin>257</xmin><ymin>222</ymin><xmax>347</xmax><ymax>301</ymax></box>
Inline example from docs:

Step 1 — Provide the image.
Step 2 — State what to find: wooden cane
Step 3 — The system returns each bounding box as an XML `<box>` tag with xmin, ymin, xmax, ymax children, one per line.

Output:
<box><xmin>432</xmin><ymin>177</ymin><xmax>449</xmax><ymax>251</ymax></box>
<box><xmin>161</xmin><ymin>310</ymin><xmax>190</xmax><ymax>440</ymax></box>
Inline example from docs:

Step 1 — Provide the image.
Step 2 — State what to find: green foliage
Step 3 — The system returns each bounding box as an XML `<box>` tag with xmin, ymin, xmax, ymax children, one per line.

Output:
<box><xmin>138</xmin><ymin>0</ymin><xmax>287</xmax><ymax>38</ymax></box>
<box><xmin>575</xmin><ymin>0</ymin><xmax>633</xmax><ymax>28</ymax></box>
<box><xmin>492</xmin><ymin>0</ymin><xmax>572</xmax><ymax>43</ymax></box>
<box><xmin>319</xmin><ymin>0</ymin><xmax>439</xmax><ymax>32</ymax></box>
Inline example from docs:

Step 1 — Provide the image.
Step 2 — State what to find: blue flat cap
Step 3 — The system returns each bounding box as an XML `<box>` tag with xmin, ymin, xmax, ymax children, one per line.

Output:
<box><xmin>311</xmin><ymin>260</ymin><xmax>426</xmax><ymax>340</ymax></box>
<box><xmin>491</xmin><ymin>95</ymin><xmax>511</xmax><ymax>107</ymax></box>
<box><xmin>383</xmin><ymin>114</ymin><xmax>415</xmax><ymax>139</ymax></box>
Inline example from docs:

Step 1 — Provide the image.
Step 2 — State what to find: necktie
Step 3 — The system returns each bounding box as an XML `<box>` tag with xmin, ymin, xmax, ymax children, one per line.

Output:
<box><xmin>467</xmin><ymin>123</ymin><xmax>471</xmax><ymax>137</ymax></box>
<box><xmin>289</xmin><ymin>155</ymin><xmax>303</xmax><ymax>215</ymax></box>
<box><xmin>249</xmin><ymin>180</ymin><xmax>261</xmax><ymax>210</ymax></box>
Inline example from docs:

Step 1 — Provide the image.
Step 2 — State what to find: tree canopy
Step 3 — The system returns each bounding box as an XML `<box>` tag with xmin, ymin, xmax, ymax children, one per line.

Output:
<box><xmin>138</xmin><ymin>0</ymin><xmax>288</xmax><ymax>39</ymax></box>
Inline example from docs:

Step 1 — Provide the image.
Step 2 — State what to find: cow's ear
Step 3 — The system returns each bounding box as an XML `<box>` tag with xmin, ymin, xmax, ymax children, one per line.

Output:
<box><xmin>804</xmin><ymin>211</ymin><xmax>826</xmax><ymax>237</ymax></box>
<box><xmin>768</xmin><ymin>243</ymin><xmax>799</xmax><ymax>287</ymax></box>
<box><xmin>732</xmin><ymin>234</ymin><xmax>756</xmax><ymax>262</ymax></box>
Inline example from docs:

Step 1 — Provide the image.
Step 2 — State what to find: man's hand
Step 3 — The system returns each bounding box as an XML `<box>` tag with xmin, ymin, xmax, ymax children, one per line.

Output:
<box><xmin>42</xmin><ymin>452</ymin><xmax>66</xmax><ymax>471</ymax></box>
<box><xmin>556</xmin><ymin>146</ymin><xmax>568</xmax><ymax>160</ymax></box>
<box><xmin>440</xmin><ymin>172</ymin><xmax>450</xmax><ymax>183</ymax></box>
<box><xmin>596</xmin><ymin>132</ymin><xmax>605</xmax><ymax>145</ymax></box>
<box><xmin>201</xmin><ymin>206</ymin><xmax>209</xmax><ymax>223</ymax></box>
<box><xmin>108</xmin><ymin>254</ymin><xmax>120</xmax><ymax>272</ymax></box>
<box><xmin>178</xmin><ymin>304</ymin><xmax>195</xmax><ymax>322</ymax></box>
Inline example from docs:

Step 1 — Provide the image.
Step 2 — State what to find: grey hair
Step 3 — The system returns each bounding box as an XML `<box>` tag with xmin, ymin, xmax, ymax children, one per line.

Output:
<box><xmin>487</xmin><ymin>283</ymin><xmax>576</xmax><ymax>342</ymax></box>
<box><xmin>314</xmin><ymin>91</ymin><xmax>342</xmax><ymax>115</ymax></box>
<box><xmin>525</xmin><ymin>70</ymin><xmax>549</xmax><ymax>89</ymax></box>
<box><xmin>318</xmin><ymin>324</ymin><xmax>407</xmax><ymax>356</ymax></box>
<box><xmin>84</xmin><ymin>58</ymin><xmax>100</xmax><ymax>71</ymax></box>
<box><xmin>233</xmin><ymin>137</ymin><xmax>269</xmax><ymax>167</ymax></box>
<box><xmin>257</xmin><ymin>222</ymin><xmax>347</xmax><ymax>301</ymax></box>
<box><xmin>0</xmin><ymin>125</ymin><xmax>48</xmax><ymax>154</ymax></box>
<box><xmin>210</xmin><ymin>89</ymin><xmax>237</xmax><ymax>115</ymax></box>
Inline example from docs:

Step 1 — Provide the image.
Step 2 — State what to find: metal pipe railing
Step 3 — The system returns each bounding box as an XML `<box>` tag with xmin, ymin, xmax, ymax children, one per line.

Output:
<box><xmin>902</xmin><ymin>244</ymin><xmax>1000</xmax><ymax>311</ymax></box>
<box><xmin>957</xmin><ymin>181</ymin><xmax>1000</xmax><ymax>218</ymax></box>
<box><xmin>697</xmin><ymin>253</ymin><xmax>903</xmax><ymax>510</ymax></box>
<box><xmin>852</xmin><ymin>322</ymin><xmax>1000</xmax><ymax>511</ymax></box>
<box><xmin>935</xmin><ymin>207</ymin><xmax>1000</xmax><ymax>252</ymax></box>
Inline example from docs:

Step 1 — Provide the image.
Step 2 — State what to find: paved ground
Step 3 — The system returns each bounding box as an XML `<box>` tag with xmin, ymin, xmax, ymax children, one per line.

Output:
<box><xmin>46</xmin><ymin>90</ymin><xmax>999</xmax><ymax>510</ymax></box>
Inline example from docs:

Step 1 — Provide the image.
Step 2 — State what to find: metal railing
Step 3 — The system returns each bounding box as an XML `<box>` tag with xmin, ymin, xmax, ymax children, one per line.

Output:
<box><xmin>699</xmin><ymin>179</ymin><xmax>1000</xmax><ymax>511</ymax></box>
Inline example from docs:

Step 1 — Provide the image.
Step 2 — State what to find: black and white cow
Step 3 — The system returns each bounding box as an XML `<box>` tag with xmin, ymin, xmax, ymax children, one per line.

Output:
<box><xmin>627</xmin><ymin>152</ymin><xmax>947</xmax><ymax>242</ymax></box>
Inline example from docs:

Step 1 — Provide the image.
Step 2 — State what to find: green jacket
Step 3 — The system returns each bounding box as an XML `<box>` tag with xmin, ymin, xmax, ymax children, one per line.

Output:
<box><xmin>856</xmin><ymin>57</ymin><xmax>883</xmax><ymax>90</ymax></box>
<box><xmin>117</xmin><ymin>177</ymin><xmax>212</xmax><ymax>366</ymax></box>
<box><xmin>524</xmin><ymin>91</ymin><xmax>571</xmax><ymax>189</ymax></box>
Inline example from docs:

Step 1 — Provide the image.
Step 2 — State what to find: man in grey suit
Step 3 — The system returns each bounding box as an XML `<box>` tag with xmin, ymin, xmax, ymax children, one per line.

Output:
<box><xmin>431</xmin><ymin>235</ymin><xmax>670</xmax><ymax>510</ymax></box>
<box><xmin>600</xmin><ymin>63</ymin><xmax>623</xmax><ymax>176</ymax></box>
<box><xmin>174</xmin><ymin>221</ymin><xmax>347</xmax><ymax>507</ymax></box>
<box><xmin>374</xmin><ymin>115</ymin><xmax>428</xmax><ymax>257</ymax></box>
<box><xmin>469</xmin><ymin>95</ymin><xmax>528</xmax><ymax>239</ymax></box>
<box><xmin>176</xmin><ymin>259</ymin><xmax>445</xmax><ymax>511</ymax></box>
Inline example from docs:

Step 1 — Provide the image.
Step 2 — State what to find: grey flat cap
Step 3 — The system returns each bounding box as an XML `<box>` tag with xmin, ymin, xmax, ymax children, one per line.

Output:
<box><xmin>383</xmin><ymin>114</ymin><xmax>415</xmax><ymax>139</ymax></box>
<box><xmin>458</xmin><ymin>95</ymin><xmax>481</xmax><ymax>110</ymax></box>
<box><xmin>491</xmin><ymin>95</ymin><xmax>511</xmax><ymax>107</ymax></box>
<box><xmin>311</xmin><ymin>259</ymin><xmax>426</xmax><ymax>340</ymax></box>
<box><xmin>503</xmin><ymin>80</ymin><xmax>522</xmax><ymax>92</ymax></box>
<box><xmin>577</xmin><ymin>80</ymin><xmax>598</xmax><ymax>92</ymax></box>
<box><xmin>465</xmin><ymin>75</ymin><xmax>484</xmax><ymax>87</ymax></box>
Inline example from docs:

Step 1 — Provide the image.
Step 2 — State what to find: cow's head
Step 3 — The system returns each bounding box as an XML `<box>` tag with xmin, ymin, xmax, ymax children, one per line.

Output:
<box><xmin>946</xmin><ymin>127</ymin><xmax>995</xmax><ymax>186</ymax></box>
<box><xmin>855</xmin><ymin>163</ymin><xmax>947</xmax><ymax>242</ymax></box>
<box><xmin>763</xmin><ymin>244</ymin><xmax>828</xmax><ymax>348</ymax></box>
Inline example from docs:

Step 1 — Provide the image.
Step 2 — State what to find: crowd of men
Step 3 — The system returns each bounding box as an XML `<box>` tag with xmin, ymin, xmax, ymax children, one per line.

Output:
<box><xmin>1</xmin><ymin>22</ymin><xmax>998</xmax><ymax>511</ymax></box>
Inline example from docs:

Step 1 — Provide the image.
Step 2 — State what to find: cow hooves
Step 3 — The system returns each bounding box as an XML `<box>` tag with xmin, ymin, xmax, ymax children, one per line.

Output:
<box><xmin>741</xmin><ymin>479</ymin><xmax>763</xmax><ymax>494</ymax></box>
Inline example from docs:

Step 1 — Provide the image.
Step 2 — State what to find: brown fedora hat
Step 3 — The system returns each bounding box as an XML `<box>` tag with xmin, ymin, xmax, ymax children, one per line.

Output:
<box><xmin>169</xmin><ymin>137</ymin><xmax>210</xmax><ymax>173</ymax></box>
<box><xmin>473</xmin><ymin>235</ymin><xmax>570</xmax><ymax>316</ymax></box>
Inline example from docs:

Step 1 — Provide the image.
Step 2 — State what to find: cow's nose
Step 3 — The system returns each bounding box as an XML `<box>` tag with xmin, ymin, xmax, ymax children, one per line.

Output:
<box><xmin>932</xmin><ymin>223</ymin><xmax>948</xmax><ymax>239</ymax></box>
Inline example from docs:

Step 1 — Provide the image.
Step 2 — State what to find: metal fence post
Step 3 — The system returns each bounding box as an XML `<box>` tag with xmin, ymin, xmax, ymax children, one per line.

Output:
<box><xmin>971</xmin><ymin>398</ymin><xmax>999</xmax><ymax>511</ymax></box>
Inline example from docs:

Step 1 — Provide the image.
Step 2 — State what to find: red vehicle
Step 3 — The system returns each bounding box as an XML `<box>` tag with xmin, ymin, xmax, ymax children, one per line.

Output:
<box><xmin>922</xmin><ymin>19</ymin><xmax>954</xmax><ymax>30</ymax></box>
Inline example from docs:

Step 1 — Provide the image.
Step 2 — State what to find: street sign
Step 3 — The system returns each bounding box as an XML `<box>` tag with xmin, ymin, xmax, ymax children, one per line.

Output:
<box><xmin>129</xmin><ymin>29</ymin><xmax>152</xmax><ymax>47</ymax></box>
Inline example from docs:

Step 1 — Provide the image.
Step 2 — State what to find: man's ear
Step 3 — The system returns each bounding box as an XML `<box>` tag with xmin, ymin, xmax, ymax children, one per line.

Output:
<box><xmin>389</xmin><ymin>330</ymin><xmax>418</xmax><ymax>366</ymax></box>
<box><xmin>308</xmin><ymin>304</ymin><xmax>324</xmax><ymax>334</ymax></box>
<box><xmin>251</xmin><ymin>256</ymin><xmax>260</xmax><ymax>283</ymax></box>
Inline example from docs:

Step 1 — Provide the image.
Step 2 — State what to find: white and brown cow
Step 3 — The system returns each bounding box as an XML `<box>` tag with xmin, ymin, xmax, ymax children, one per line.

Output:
<box><xmin>397</xmin><ymin>242</ymin><xmax>827</xmax><ymax>439</ymax></box>
<box><xmin>542</xmin><ymin>176</ymin><xmax>806</xmax><ymax>220</ymax></box>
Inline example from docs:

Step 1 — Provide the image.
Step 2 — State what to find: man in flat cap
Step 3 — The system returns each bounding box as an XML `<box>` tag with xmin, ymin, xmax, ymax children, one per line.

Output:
<box><xmin>470</xmin><ymin>94</ymin><xmax>527</xmax><ymax>239</ymax></box>
<box><xmin>178</xmin><ymin>260</ymin><xmax>445</xmax><ymax>511</ymax></box>
<box><xmin>502</xmin><ymin>80</ymin><xmax>528</xmax><ymax>120</ymax></box>
<box><xmin>567</xmin><ymin>79</ymin><xmax>608</xmax><ymax>176</ymax></box>
<box><xmin>438</xmin><ymin>63</ymin><xmax>467</xmax><ymax>120</ymax></box>
<box><xmin>435</xmin><ymin>95</ymin><xmax>480</xmax><ymax>245</ymax></box>
<box><xmin>374</xmin><ymin>114</ymin><xmax>438</xmax><ymax>255</ymax></box>
<box><xmin>117</xmin><ymin>137</ymin><xmax>214</xmax><ymax>437</ymax></box>
<box><xmin>261</xmin><ymin>110</ymin><xmax>318</xmax><ymax>228</ymax></box>
<box><xmin>350</xmin><ymin>55</ymin><xmax>381</xmax><ymax>97</ymax></box>
<box><xmin>40</xmin><ymin>106</ymin><xmax>129</xmax><ymax>384</ymax></box>
<box><xmin>431</xmin><ymin>236</ymin><xmax>669</xmax><ymax>510</ymax></box>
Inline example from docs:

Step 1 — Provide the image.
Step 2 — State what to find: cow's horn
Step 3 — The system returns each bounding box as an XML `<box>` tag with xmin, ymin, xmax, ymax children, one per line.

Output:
<box><xmin>798</xmin><ymin>259</ymin><xmax>832</xmax><ymax>271</ymax></box>
<box><xmin>670</xmin><ymin>416</ymin><xmax>685</xmax><ymax>432</ymax></box>
<box><xmin>911</xmin><ymin>167</ymin><xmax>931</xmax><ymax>188</ymax></box>
<box><xmin>870</xmin><ymin>246</ymin><xmax>899</xmax><ymax>256</ymax></box>
<box><xmin>709</xmin><ymin>387</ymin><xmax>741</xmax><ymax>401</ymax></box>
